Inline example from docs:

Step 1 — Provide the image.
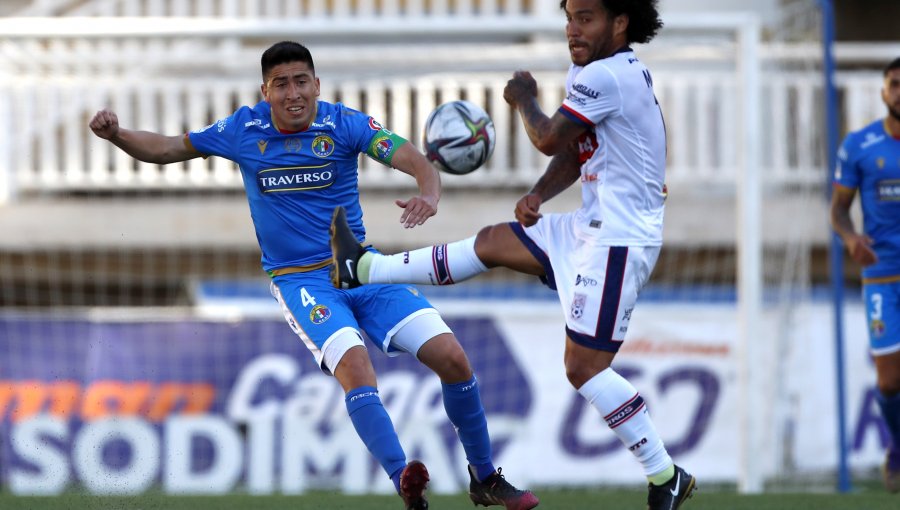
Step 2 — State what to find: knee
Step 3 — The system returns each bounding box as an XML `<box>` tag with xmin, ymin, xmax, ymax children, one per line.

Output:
<box><xmin>437</xmin><ymin>347</ymin><xmax>473</xmax><ymax>382</ymax></box>
<box><xmin>419</xmin><ymin>334</ymin><xmax>473</xmax><ymax>382</ymax></box>
<box><xmin>473</xmin><ymin>225</ymin><xmax>500</xmax><ymax>267</ymax></box>
<box><xmin>564</xmin><ymin>361</ymin><xmax>594</xmax><ymax>390</ymax></box>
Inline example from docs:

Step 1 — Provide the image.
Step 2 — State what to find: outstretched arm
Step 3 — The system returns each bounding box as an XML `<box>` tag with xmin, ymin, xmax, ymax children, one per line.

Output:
<box><xmin>830</xmin><ymin>184</ymin><xmax>877</xmax><ymax>266</ymax></box>
<box><xmin>89</xmin><ymin>109</ymin><xmax>202</xmax><ymax>164</ymax></box>
<box><xmin>388</xmin><ymin>141</ymin><xmax>441</xmax><ymax>228</ymax></box>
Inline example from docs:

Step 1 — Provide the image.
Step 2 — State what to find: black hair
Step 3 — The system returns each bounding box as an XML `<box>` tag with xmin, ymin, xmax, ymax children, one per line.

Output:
<box><xmin>559</xmin><ymin>0</ymin><xmax>663</xmax><ymax>44</ymax></box>
<box><xmin>886</xmin><ymin>57</ymin><xmax>900</xmax><ymax>77</ymax></box>
<box><xmin>260</xmin><ymin>41</ymin><xmax>315</xmax><ymax>82</ymax></box>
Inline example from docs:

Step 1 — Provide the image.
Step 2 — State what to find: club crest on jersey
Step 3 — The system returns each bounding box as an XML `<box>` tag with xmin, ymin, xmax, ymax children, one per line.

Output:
<box><xmin>373</xmin><ymin>136</ymin><xmax>394</xmax><ymax>160</ymax></box>
<box><xmin>257</xmin><ymin>163</ymin><xmax>336</xmax><ymax>193</ymax></box>
<box><xmin>311</xmin><ymin>135</ymin><xmax>335</xmax><ymax>158</ymax></box>
<box><xmin>310</xmin><ymin>304</ymin><xmax>331</xmax><ymax>325</ymax></box>
<box><xmin>284</xmin><ymin>138</ymin><xmax>302</xmax><ymax>152</ymax></box>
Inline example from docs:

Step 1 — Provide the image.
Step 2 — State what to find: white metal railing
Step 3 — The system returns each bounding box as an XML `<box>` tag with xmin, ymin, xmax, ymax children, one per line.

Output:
<box><xmin>13</xmin><ymin>0</ymin><xmax>554</xmax><ymax>18</ymax></box>
<box><xmin>3</xmin><ymin>66</ymin><xmax>877</xmax><ymax>198</ymax></box>
<box><xmin>0</xmin><ymin>11</ymin><xmax>895</xmax><ymax>202</ymax></box>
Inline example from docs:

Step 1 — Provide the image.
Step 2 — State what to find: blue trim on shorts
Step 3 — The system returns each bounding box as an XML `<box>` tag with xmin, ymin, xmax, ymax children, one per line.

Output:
<box><xmin>508</xmin><ymin>222</ymin><xmax>557</xmax><ymax>291</ymax></box>
<box><xmin>566</xmin><ymin>247</ymin><xmax>629</xmax><ymax>353</ymax></box>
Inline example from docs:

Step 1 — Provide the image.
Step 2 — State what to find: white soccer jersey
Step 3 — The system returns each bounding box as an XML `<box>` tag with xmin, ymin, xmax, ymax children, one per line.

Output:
<box><xmin>560</xmin><ymin>48</ymin><xmax>666</xmax><ymax>246</ymax></box>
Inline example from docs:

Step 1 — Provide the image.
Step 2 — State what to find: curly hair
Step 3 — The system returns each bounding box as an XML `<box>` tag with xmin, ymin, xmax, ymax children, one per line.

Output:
<box><xmin>559</xmin><ymin>0</ymin><xmax>664</xmax><ymax>44</ymax></box>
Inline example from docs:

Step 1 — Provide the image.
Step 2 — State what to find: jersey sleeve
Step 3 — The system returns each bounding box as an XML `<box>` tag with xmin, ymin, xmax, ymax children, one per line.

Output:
<box><xmin>341</xmin><ymin>105</ymin><xmax>408</xmax><ymax>167</ymax></box>
<box><xmin>560</xmin><ymin>63</ymin><xmax>620</xmax><ymax>128</ymax></box>
<box><xmin>834</xmin><ymin>133</ymin><xmax>861</xmax><ymax>189</ymax></box>
<box><xmin>186</xmin><ymin>109</ymin><xmax>243</xmax><ymax>161</ymax></box>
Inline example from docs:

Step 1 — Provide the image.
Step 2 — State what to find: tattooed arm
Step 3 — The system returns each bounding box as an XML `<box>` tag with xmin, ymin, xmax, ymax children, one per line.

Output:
<box><xmin>503</xmin><ymin>70</ymin><xmax>587</xmax><ymax>156</ymax></box>
<box><xmin>515</xmin><ymin>144</ymin><xmax>582</xmax><ymax>227</ymax></box>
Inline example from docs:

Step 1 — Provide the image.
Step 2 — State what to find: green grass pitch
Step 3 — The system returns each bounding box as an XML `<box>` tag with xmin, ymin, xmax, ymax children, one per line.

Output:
<box><xmin>1</xmin><ymin>486</ymin><xmax>897</xmax><ymax>510</ymax></box>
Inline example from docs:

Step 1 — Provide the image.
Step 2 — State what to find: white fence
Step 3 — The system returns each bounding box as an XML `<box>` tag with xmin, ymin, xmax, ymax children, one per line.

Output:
<box><xmin>12</xmin><ymin>0</ymin><xmax>553</xmax><ymax>18</ymax></box>
<box><xmin>0</xmin><ymin>10</ymin><xmax>895</xmax><ymax>202</ymax></box>
<box><xmin>0</xmin><ymin>62</ymin><xmax>885</xmax><ymax>198</ymax></box>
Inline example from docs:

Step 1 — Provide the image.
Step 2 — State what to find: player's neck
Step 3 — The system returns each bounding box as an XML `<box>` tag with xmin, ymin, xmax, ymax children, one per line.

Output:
<box><xmin>885</xmin><ymin>116</ymin><xmax>900</xmax><ymax>140</ymax></box>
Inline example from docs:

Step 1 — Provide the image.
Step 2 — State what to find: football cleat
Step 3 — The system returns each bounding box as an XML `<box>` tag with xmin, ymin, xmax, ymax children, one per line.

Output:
<box><xmin>329</xmin><ymin>206</ymin><xmax>366</xmax><ymax>289</ymax></box>
<box><xmin>883</xmin><ymin>449</ymin><xmax>900</xmax><ymax>493</ymax></box>
<box><xmin>646</xmin><ymin>465</ymin><xmax>696</xmax><ymax>510</ymax></box>
<box><xmin>468</xmin><ymin>466</ymin><xmax>539</xmax><ymax>509</ymax></box>
<box><xmin>400</xmin><ymin>460</ymin><xmax>430</xmax><ymax>510</ymax></box>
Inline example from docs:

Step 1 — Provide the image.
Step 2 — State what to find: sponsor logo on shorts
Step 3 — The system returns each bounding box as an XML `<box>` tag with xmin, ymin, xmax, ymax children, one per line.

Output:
<box><xmin>311</xmin><ymin>135</ymin><xmax>335</xmax><ymax>158</ymax></box>
<box><xmin>575</xmin><ymin>274</ymin><xmax>597</xmax><ymax>287</ymax></box>
<box><xmin>310</xmin><ymin>304</ymin><xmax>331</xmax><ymax>324</ymax></box>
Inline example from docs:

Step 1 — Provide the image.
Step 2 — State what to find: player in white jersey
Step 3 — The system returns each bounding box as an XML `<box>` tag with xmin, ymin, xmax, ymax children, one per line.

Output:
<box><xmin>332</xmin><ymin>1</ymin><xmax>695</xmax><ymax>508</ymax></box>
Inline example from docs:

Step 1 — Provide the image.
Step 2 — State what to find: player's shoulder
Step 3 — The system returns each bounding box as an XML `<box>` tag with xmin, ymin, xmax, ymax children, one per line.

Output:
<box><xmin>844</xmin><ymin>118</ymin><xmax>888</xmax><ymax>152</ymax></box>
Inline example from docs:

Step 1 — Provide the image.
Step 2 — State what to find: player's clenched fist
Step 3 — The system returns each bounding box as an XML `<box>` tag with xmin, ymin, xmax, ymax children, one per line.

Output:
<box><xmin>514</xmin><ymin>192</ymin><xmax>543</xmax><ymax>227</ymax></box>
<box><xmin>503</xmin><ymin>71</ymin><xmax>538</xmax><ymax>108</ymax></box>
<box><xmin>89</xmin><ymin>110</ymin><xmax>120</xmax><ymax>140</ymax></box>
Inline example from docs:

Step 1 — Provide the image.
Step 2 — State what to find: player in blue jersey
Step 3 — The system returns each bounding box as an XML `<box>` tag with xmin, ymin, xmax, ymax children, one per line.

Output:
<box><xmin>88</xmin><ymin>41</ymin><xmax>538</xmax><ymax>510</ymax></box>
<box><xmin>831</xmin><ymin>57</ymin><xmax>900</xmax><ymax>493</ymax></box>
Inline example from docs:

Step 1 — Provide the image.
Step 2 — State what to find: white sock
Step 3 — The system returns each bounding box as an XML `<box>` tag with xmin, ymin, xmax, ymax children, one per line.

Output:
<box><xmin>368</xmin><ymin>236</ymin><xmax>487</xmax><ymax>285</ymax></box>
<box><xmin>577</xmin><ymin>368</ymin><xmax>673</xmax><ymax>478</ymax></box>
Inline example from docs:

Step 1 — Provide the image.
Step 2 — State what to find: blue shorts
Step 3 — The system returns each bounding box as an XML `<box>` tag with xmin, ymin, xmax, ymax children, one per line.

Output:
<box><xmin>863</xmin><ymin>281</ymin><xmax>900</xmax><ymax>356</ymax></box>
<box><xmin>270</xmin><ymin>267</ymin><xmax>446</xmax><ymax>372</ymax></box>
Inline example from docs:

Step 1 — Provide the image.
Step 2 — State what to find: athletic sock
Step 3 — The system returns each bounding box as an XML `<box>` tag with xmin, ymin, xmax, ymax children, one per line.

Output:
<box><xmin>876</xmin><ymin>390</ymin><xmax>900</xmax><ymax>452</ymax></box>
<box><xmin>648</xmin><ymin>464</ymin><xmax>676</xmax><ymax>486</ymax></box>
<box><xmin>442</xmin><ymin>376</ymin><xmax>496</xmax><ymax>481</ymax></box>
<box><xmin>358</xmin><ymin>252</ymin><xmax>374</xmax><ymax>283</ymax></box>
<box><xmin>577</xmin><ymin>368</ymin><xmax>673</xmax><ymax>479</ymax></box>
<box><xmin>345</xmin><ymin>386</ymin><xmax>407</xmax><ymax>486</ymax></box>
<box><xmin>368</xmin><ymin>236</ymin><xmax>487</xmax><ymax>286</ymax></box>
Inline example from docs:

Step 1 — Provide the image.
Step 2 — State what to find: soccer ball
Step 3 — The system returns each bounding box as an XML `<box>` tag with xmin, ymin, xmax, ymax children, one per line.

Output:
<box><xmin>423</xmin><ymin>100</ymin><xmax>496</xmax><ymax>175</ymax></box>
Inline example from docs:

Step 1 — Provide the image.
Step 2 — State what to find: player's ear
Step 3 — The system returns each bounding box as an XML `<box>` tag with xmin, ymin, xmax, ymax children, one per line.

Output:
<box><xmin>614</xmin><ymin>13</ymin><xmax>629</xmax><ymax>38</ymax></box>
<box><xmin>315</xmin><ymin>77</ymin><xmax>321</xmax><ymax>97</ymax></box>
<box><xmin>260</xmin><ymin>82</ymin><xmax>268</xmax><ymax>101</ymax></box>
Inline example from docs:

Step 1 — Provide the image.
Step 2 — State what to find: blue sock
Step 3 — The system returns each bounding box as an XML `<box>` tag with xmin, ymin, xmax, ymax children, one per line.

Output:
<box><xmin>876</xmin><ymin>390</ymin><xmax>900</xmax><ymax>451</ymax></box>
<box><xmin>442</xmin><ymin>376</ymin><xmax>496</xmax><ymax>481</ymax></box>
<box><xmin>345</xmin><ymin>386</ymin><xmax>407</xmax><ymax>490</ymax></box>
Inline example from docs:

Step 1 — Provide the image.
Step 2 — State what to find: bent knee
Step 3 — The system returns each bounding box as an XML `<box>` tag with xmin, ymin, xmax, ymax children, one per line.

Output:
<box><xmin>418</xmin><ymin>334</ymin><xmax>473</xmax><ymax>382</ymax></box>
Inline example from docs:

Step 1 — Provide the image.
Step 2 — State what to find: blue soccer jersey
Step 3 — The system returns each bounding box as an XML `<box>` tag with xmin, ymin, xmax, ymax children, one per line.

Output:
<box><xmin>834</xmin><ymin>118</ymin><xmax>900</xmax><ymax>280</ymax></box>
<box><xmin>187</xmin><ymin>100</ymin><xmax>395</xmax><ymax>272</ymax></box>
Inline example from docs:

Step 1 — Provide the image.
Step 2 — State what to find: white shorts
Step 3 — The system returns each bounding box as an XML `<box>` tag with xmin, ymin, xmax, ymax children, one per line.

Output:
<box><xmin>510</xmin><ymin>212</ymin><xmax>660</xmax><ymax>352</ymax></box>
<box><xmin>320</xmin><ymin>310</ymin><xmax>451</xmax><ymax>375</ymax></box>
